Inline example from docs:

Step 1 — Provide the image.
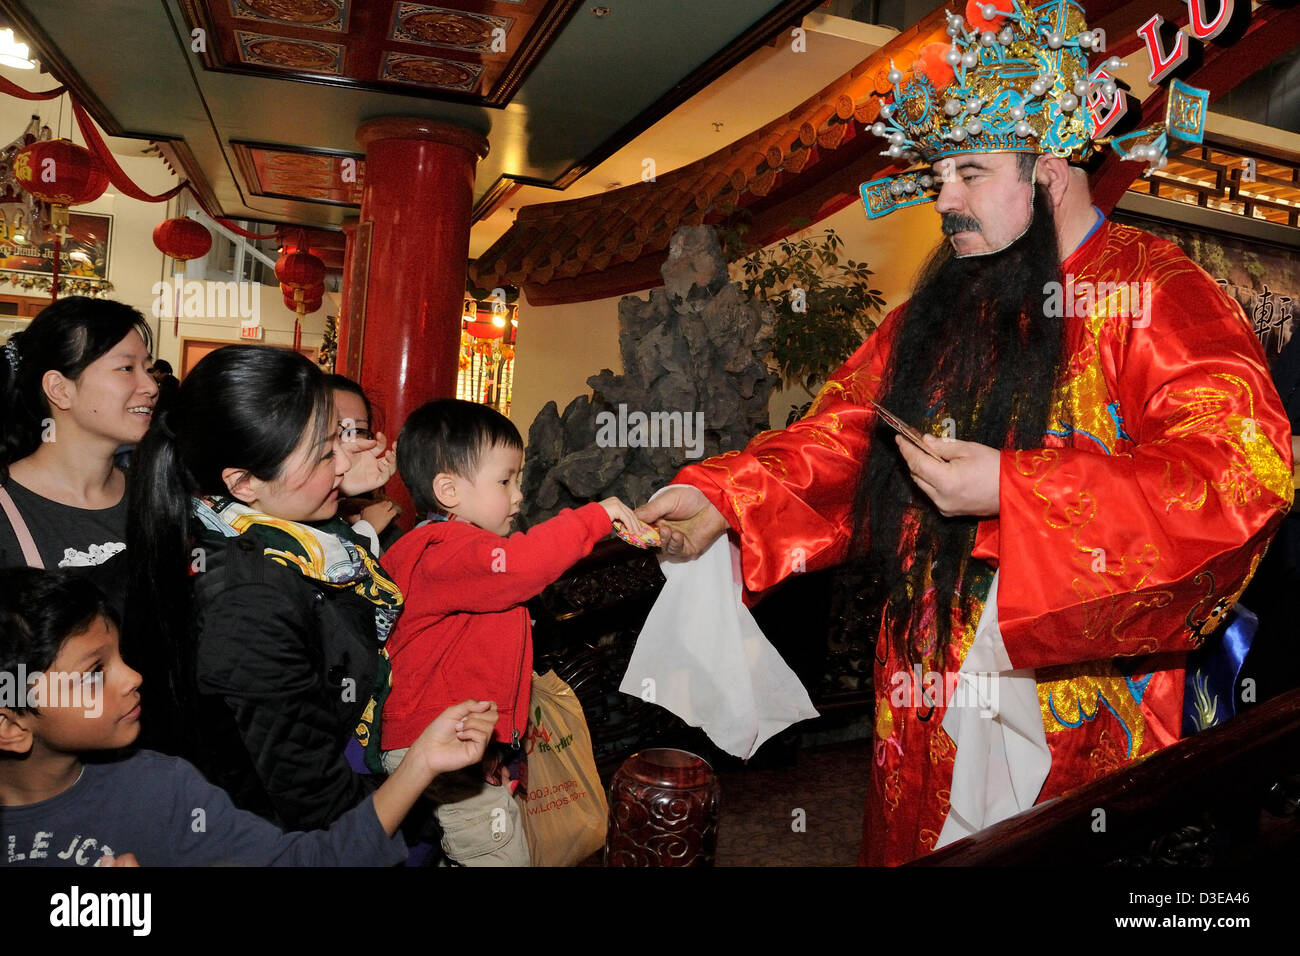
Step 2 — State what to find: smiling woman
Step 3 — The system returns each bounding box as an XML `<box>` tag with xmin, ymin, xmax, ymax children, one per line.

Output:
<box><xmin>0</xmin><ymin>298</ymin><xmax>155</xmax><ymax>611</ymax></box>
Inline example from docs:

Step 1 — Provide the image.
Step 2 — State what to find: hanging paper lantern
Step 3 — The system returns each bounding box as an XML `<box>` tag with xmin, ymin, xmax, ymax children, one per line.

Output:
<box><xmin>152</xmin><ymin>217</ymin><xmax>211</xmax><ymax>261</ymax></box>
<box><xmin>500</xmin><ymin>344</ymin><xmax>514</xmax><ymax>361</ymax></box>
<box><xmin>153</xmin><ymin>217</ymin><xmax>213</xmax><ymax>335</ymax></box>
<box><xmin>465</xmin><ymin>319</ymin><xmax>504</xmax><ymax>339</ymax></box>
<box><xmin>275</xmin><ymin>250</ymin><xmax>327</xmax><ymax>351</ymax></box>
<box><xmin>13</xmin><ymin>139</ymin><xmax>109</xmax><ymax>224</ymax></box>
<box><xmin>275</xmin><ymin>250</ymin><xmax>326</xmax><ymax>289</ymax></box>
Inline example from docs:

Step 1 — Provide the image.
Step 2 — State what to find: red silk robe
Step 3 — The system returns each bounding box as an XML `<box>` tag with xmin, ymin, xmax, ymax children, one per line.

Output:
<box><xmin>673</xmin><ymin>220</ymin><xmax>1294</xmax><ymax>865</ymax></box>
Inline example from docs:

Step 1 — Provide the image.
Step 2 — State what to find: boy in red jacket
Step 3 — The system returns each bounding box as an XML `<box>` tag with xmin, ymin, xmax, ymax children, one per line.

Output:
<box><xmin>382</xmin><ymin>399</ymin><xmax>648</xmax><ymax>866</ymax></box>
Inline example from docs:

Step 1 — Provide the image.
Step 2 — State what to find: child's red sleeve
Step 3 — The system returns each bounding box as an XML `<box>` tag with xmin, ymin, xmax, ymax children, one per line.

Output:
<box><xmin>421</xmin><ymin>502</ymin><xmax>612</xmax><ymax>613</ymax></box>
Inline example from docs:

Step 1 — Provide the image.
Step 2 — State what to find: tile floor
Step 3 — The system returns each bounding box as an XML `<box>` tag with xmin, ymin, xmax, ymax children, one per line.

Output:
<box><xmin>713</xmin><ymin>741</ymin><xmax>871</xmax><ymax>867</ymax></box>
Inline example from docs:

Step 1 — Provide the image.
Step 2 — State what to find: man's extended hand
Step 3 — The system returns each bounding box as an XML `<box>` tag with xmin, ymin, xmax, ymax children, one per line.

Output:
<box><xmin>895</xmin><ymin>434</ymin><xmax>1001</xmax><ymax>517</ymax></box>
<box><xmin>634</xmin><ymin>485</ymin><xmax>728</xmax><ymax>559</ymax></box>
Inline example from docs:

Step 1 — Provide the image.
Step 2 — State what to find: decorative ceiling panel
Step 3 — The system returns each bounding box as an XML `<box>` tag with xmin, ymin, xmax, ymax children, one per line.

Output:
<box><xmin>181</xmin><ymin>0</ymin><xmax>580</xmax><ymax>105</ymax></box>
<box><xmin>233</xmin><ymin>141</ymin><xmax>365</xmax><ymax>207</ymax></box>
<box><xmin>231</xmin><ymin>0</ymin><xmax>350</xmax><ymax>31</ymax></box>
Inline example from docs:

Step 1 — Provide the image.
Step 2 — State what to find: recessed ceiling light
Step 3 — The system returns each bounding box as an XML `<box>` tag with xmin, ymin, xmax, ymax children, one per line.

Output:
<box><xmin>590</xmin><ymin>6</ymin><xmax>611</xmax><ymax>17</ymax></box>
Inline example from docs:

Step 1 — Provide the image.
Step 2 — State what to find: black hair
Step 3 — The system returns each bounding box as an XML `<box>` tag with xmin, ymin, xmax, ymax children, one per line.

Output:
<box><xmin>850</xmin><ymin>182</ymin><xmax>1064</xmax><ymax>666</ymax></box>
<box><xmin>0</xmin><ymin>567</ymin><xmax>115</xmax><ymax>715</ymax></box>
<box><xmin>0</xmin><ymin>297</ymin><xmax>153</xmax><ymax>483</ymax></box>
<box><xmin>397</xmin><ymin>399</ymin><xmax>523</xmax><ymax>516</ymax></box>
<box><xmin>124</xmin><ymin>345</ymin><xmax>332</xmax><ymax>751</ymax></box>
<box><xmin>323</xmin><ymin>373</ymin><xmax>375</xmax><ymax>429</ymax></box>
<box><xmin>151</xmin><ymin>359</ymin><xmax>173</xmax><ymax>375</ymax></box>
<box><xmin>1016</xmin><ymin>151</ymin><xmax>1037</xmax><ymax>181</ymax></box>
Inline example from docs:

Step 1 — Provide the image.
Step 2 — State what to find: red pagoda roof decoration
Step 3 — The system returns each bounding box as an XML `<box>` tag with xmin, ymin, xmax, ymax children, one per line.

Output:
<box><xmin>472</xmin><ymin>7</ymin><xmax>952</xmax><ymax>304</ymax></box>
<box><xmin>473</xmin><ymin>0</ymin><xmax>1300</xmax><ymax>306</ymax></box>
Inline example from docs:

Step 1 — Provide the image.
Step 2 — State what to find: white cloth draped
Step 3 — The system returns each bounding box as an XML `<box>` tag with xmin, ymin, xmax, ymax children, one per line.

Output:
<box><xmin>620</xmin><ymin>487</ymin><xmax>818</xmax><ymax>759</ymax></box>
<box><xmin>936</xmin><ymin>570</ymin><xmax>1051</xmax><ymax>847</ymax></box>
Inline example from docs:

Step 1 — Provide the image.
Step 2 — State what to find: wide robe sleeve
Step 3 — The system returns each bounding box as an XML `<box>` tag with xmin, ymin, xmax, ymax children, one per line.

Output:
<box><xmin>673</xmin><ymin>307</ymin><xmax>903</xmax><ymax>598</ymax></box>
<box><xmin>974</xmin><ymin>248</ymin><xmax>1294</xmax><ymax>671</ymax></box>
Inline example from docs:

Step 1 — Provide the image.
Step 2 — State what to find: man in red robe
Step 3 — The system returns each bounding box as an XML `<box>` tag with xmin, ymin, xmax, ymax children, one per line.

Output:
<box><xmin>635</xmin><ymin>1</ymin><xmax>1294</xmax><ymax>865</ymax></box>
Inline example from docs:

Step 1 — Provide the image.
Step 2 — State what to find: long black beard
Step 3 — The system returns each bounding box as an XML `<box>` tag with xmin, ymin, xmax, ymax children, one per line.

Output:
<box><xmin>849</xmin><ymin>183</ymin><xmax>1065</xmax><ymax>667</ymax></box>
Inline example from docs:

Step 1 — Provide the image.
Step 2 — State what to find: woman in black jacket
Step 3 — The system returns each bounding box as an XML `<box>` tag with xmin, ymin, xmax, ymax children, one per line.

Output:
<box><xmin>125</xmin><ymin>346</ymin><xmax>404</xmax><ymax>830</ymax></box>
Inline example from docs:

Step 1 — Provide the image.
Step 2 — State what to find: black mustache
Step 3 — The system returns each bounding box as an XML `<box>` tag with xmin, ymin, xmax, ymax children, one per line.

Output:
<box><xmin>941</xmin><ymin>213</ymin><xmax>981</xmax><ymax>235</ymax></box>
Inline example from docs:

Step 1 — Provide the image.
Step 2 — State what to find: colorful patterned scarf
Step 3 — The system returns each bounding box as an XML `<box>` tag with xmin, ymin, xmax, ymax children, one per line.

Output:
<box><xmin>191</xmin><ymin>496</ymin><xmax>402</xmax><ymax>772</ymax></box>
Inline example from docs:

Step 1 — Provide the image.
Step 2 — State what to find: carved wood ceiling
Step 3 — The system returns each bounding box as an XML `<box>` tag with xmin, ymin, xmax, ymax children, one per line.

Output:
<box><xmin>180</xmin><ymin>0</ymin><xmax>579</xmax><ymax>106</ymax></box>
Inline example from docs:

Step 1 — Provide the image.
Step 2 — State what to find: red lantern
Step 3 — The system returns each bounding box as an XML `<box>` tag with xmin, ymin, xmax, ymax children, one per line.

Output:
<box><xmin>275</xmin><ymin>251</ymin><xmax>326</xmax><ymax>289</ymax></box>
<box><xmin>465</xmin><ymin>319</ymin><xmax>504</xmax><ymax>340</ymax></box>
<box><xmin>152</xmin><ymin>217</ymin><xmax>213</xmax><ymax>334</ymax></box>
<box><xmin>13</xmin><ymin>139</ymin><xmax>109</xmax><ymax>224</ymax></box>
<box><xmin>153</xmin><ymin>218</ymin><xmax>211</xmax><ymax>261</ymax></box>
<box><xmin>283</xmin><ymin>291</ymin><xmax>323</xmax><ymax>313</ymax></box>
<box><xmin>275</xmin><ymin>250</ymin><xmax>327</xmax><ymax>352</ymax></box>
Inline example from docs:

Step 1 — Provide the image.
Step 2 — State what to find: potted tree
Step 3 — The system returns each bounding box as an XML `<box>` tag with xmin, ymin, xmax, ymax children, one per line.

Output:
<box><xmin>725</xmin><ymin>222</ymin><xmax>886</xmax><ymax>424</ymax></box>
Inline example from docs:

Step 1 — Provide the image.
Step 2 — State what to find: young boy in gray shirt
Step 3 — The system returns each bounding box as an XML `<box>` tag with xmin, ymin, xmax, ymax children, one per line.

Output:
<box><xmin>0</xmin><ymin>567</ymin><xmax>498</xmax><ymax>866</ymax></box>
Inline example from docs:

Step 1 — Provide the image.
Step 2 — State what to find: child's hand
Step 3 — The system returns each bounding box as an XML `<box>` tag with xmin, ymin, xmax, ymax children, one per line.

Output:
<box><xmin>600</xmin><ymin>497</ymin><xmax>650</xmax><ymax>535</ymax></box>
<box><xmin>359</xmin><ymin>498</ymin><xmax>401</xmax><ymax>533</ymax></box>
<box><xmin>410</xmin><ymin>700</ymin><xmax>499</xmax><ymax>777</ymax></box>
<box><xmin>95</xmin><ymin>853</ymin><xmax>140</xmax><ymax>867</ymax></box>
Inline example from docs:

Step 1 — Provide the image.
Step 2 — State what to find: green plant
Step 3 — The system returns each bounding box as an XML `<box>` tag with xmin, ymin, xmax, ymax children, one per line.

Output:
<box><xmin>732</xmin><ymin>226</ymin><xmax>885</xmax><ymax>396</ymax></box>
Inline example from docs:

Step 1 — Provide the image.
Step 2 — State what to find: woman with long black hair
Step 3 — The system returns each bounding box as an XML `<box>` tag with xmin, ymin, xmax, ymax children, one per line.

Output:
<box><xmin>0</xmin><ymin>298</ymin><xmax>155</xmax><ymax>609</ymax></box>
<box><xmin>125</xmin><ymin>345</ymin><xmax>404</xmax><ymax>830</ymax></box>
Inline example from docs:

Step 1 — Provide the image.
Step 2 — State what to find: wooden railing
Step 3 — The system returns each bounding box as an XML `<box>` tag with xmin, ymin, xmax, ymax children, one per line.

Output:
<box><xmin>914</xmin><ymin>688</ymin><xmax>1300</xmax><ymax>866</ymax></box>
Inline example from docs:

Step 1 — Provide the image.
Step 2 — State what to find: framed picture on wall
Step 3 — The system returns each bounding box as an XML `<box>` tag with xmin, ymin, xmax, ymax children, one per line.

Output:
<box><xmin>0</xmin><ymin>211</ymin><xmax>112</xmax><ymax>286</ymax></box>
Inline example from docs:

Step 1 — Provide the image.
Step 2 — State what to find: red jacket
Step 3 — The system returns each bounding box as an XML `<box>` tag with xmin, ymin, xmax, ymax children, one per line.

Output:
<box><xmin>379</xmin><ymin>503</ymin><xmax>612</xmax><ymax>750</ymax></box>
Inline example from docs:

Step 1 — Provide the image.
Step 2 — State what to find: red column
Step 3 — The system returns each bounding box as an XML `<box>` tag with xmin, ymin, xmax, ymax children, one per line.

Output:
<box><xmin>335</xmin><ymin>216</ymin><xmax>357</xmax><ymax>377</ymax></box>
<box><xmin>355</xmin><ymin>118</ymin><xmax>488</xmax><ymax>518</ymax></box>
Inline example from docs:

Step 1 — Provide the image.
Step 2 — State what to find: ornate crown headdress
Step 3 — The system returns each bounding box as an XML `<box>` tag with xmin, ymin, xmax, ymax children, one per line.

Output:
<box><xmin>860</xmin><ymin>0</ymin><xmax>1210</xmax><ymax>218</ymax></box>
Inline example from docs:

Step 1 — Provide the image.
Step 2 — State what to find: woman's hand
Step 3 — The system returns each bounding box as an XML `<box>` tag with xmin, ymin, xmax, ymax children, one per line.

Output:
<box><xmin>340</xmin><ymin>431</ymin><xmax>397</xmax><ymax>496</ymax></box>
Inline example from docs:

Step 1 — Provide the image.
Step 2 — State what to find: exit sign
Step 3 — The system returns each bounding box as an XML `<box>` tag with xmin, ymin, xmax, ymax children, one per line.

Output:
<box><xmin>240</xmin><ymin>325</ymin><xmax>263</xmax><ymax>340</ymax></box>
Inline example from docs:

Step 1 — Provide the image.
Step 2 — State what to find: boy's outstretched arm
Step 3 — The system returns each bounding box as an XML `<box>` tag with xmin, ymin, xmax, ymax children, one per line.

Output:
<box><xmin>411</xmin><ymin>503</ymin><xmax>617</xmax><ymax>614</ymax></box>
